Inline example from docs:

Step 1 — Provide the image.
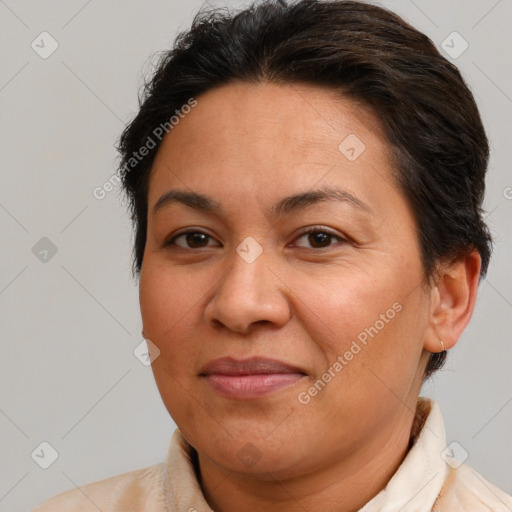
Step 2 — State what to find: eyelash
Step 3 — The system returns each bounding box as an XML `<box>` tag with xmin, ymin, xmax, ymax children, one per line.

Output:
<box><xmin>164</xmin><ymin>226</ymin><xmax>348</xmax><ymax>251</ymax></box>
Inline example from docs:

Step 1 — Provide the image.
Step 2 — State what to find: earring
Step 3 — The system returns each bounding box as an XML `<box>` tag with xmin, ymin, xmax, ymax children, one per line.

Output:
<box><xmin>439</xmin><ymin>339</ymin><xmax>446</xmax><ymax>353</ymax></box>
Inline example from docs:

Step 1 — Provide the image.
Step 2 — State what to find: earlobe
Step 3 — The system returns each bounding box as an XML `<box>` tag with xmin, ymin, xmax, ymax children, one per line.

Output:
<box><xmin>424</xmin><ymin>250</ymin><xmax>481</xmax><ymax>353</ymax></box>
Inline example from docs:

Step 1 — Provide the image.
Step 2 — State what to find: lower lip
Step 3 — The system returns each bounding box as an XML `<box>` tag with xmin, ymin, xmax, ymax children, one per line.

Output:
<box><xmin>203</xmin><ymin>373</ymin><xmax>306</xmax><ymax>399</ymax></box>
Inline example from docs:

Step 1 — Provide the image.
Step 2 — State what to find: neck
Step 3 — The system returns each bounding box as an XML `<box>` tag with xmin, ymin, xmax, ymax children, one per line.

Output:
<box><xmin>197</xmin><ymin>403</ymin><xmax>419</xmax><ymax>512</ymax></box>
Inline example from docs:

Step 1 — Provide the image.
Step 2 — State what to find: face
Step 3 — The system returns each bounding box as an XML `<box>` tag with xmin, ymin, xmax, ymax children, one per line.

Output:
<box><xmin>139</xmin><ymin>81</ymin><xmax>432</xmax><ymax>479</ymax></box>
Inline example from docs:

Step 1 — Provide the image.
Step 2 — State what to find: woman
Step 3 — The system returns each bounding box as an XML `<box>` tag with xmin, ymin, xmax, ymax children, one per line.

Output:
<box><xmin>33</xmin><ymin>0</ymin><xmax>512</xmax><ymax>510</ymax></box>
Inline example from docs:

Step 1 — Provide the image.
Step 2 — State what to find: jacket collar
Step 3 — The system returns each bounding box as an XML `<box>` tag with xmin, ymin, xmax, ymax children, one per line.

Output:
<box><xmin>359</xmin><ymin>398</ymin><xmax>448</xmax><ymax>511</ymax></box>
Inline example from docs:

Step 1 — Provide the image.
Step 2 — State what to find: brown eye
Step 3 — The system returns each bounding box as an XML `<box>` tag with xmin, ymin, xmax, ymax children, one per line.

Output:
<box><xmin>165</xmin><ymin>231</ymin><xmax>219</xmax><ymax>249</ymax></box>
<box><xmin>294</xmin><ymin>228</ymin><xmax>347</xmax><ymax>249</ymax></box>
<box><xmin>307</xmin><ymin>232</ymin><xmax>330</xmax><ymax>248</ymax></box>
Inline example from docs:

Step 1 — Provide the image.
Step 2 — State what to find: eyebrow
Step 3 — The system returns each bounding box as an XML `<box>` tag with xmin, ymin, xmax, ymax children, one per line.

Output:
<box><xmin>152</xmin><ymin>186</ymin><xmax>373</xmax><ymax>218</ymax></box>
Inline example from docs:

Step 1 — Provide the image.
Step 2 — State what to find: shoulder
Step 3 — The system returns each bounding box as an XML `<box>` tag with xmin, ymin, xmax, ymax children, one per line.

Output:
<box><xmin>436</xmin><ymin>464</ymin><xmax>512</xmax><ymax>511</ymax></box>
<box><xmin>31</xmin><ymin>462</ymin><xmax>167</xmax><ymax>512</ymax></box>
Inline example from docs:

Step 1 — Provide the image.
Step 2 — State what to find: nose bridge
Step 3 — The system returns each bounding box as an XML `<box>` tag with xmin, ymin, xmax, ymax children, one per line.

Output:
<box><xmin>205</xmin><ymin>238</ymin><xmax>290</xmax><ymax>332</ymax></box>
<box><xmin>221</xmin><ymin>238</ymin><xmax>271</xmax><ymax>305</ymax></box>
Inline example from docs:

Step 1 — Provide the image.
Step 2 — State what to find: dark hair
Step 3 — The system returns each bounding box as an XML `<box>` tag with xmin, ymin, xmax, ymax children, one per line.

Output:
<box><xmin>116</xmin><ymin>0</ymin><xmax>493</xmax><ymax>379</ymax></box>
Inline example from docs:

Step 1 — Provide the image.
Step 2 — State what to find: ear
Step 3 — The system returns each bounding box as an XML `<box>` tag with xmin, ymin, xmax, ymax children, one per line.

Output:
<box><xmin>424</xmin><ymin>249</ymin><xmax>482</xmax><ymax>353</ymax></box>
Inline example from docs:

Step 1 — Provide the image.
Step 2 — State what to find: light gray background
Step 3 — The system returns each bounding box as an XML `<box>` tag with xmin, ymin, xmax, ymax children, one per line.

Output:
<box><xmin>0</xmin><ymin>1</ymin><xmax>511</xmax><ymax>510</ymax></box>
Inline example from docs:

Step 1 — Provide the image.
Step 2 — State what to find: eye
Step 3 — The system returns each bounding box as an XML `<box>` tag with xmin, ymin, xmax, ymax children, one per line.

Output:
<box><xmin>293</xmin><ymin>227</ymin><xmax>348</xmax><ymax>249</ymax></box>
<box><xmin>165</xmin><ymin>230</ymin><xmax>220</xmax><ymax>249</ymax></box>
<box><xmin>164</xmin><ymin>227</ymin><xmax>348</xmax><ymax>251</ymax></box>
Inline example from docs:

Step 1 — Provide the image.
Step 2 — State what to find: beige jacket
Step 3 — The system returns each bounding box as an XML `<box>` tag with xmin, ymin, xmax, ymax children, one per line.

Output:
<box><xmin>32</xmin><ymin>398</ymin><xmax>512</xmax><ymax>511</ymax></box>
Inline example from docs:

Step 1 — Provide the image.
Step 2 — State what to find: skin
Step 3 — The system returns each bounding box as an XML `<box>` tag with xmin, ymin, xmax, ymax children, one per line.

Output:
<box><xmin>139</xmin><ymin>81</ymin><xmax>481</xmax><ymax>512</ymax></box>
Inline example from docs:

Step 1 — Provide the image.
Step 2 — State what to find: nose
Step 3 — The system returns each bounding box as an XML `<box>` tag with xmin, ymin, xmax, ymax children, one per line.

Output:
<box><xmin>204</xmin><ymin>244</ymin><xmax>291</xmax><ymax>334</ymax></box>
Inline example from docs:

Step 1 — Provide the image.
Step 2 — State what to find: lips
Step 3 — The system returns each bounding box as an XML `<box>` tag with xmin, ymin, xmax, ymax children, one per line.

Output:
<box><xmin>200</xmin><ymin>356</ymin><xmax>307</xmax><ymax>376</ymax></box>
<box><xmin>200</xmin><ymin>357</ymin><xmax>307</xmax><ymax>399</ymax></box>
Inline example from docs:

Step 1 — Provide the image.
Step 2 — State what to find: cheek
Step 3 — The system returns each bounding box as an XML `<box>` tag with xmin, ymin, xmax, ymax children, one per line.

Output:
<box><xmin>139</xmin><ymin>263</ymin><xmax>205</xmax><ymax>422</ymax></box>
<box><xmin>292</xmin><ymin>263</ymin><xmax>426</xmax><ymax>392</ymax></box>
<box><xmin>140</xmin><ymin>259</ymin><xmax>201</xmax><ymax>327</ymax></box>
<box><xmin>139</xmin><ymin>262</ymin><xmax>203</xmax><ymax>360</ymax></box>
<box><xmin>292</xmin><ymin>266</ymin><xmax>401</xmax><ymax>348</ymax></box>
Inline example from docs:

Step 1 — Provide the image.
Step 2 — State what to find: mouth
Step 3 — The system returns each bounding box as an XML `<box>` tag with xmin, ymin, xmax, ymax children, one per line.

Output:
<box><xmin>200</xmin><ymin>356</ymin><xmax>307</xmax><ymax>399</ymax></box>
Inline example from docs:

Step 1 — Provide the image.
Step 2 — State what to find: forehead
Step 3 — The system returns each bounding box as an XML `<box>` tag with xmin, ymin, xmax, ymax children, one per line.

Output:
<box><xmin>147</xmin><ymin>81</ymin><xmax>398</xmax><ymax>214</ymax></box>
<box><xmin>155</xmin><ymin>81</ymin><xmax>385</xmax><ymax>153</ymax></box>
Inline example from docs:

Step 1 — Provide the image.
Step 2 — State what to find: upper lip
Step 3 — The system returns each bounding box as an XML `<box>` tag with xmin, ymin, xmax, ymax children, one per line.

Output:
<box><xmin>200</xmin><ymin>357</ymin><xmax>307</xmax><ymax>376</ymax></box>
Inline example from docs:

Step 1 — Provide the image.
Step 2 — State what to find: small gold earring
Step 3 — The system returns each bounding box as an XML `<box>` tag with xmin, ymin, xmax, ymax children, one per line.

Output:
<box><xmin>439</xmin><ymin>339</ymin><xmax>446</xmax><ymax>353</ymax></box>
